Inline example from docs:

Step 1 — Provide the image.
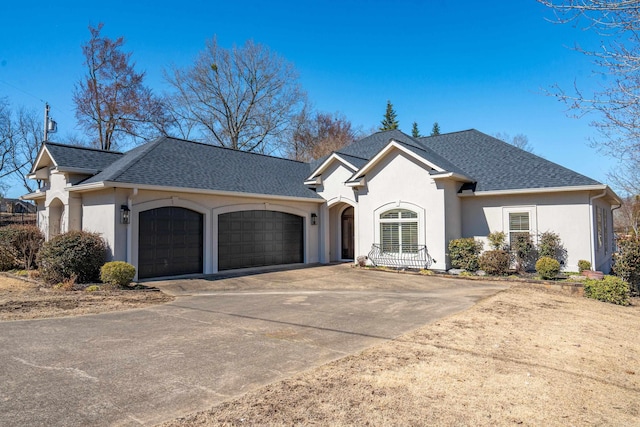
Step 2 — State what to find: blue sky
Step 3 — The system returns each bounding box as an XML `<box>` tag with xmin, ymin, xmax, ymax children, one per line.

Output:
<box><xmin>0</xmin><ymin>0</ymin><xmax>614</xmax><ymax>197</ymax></box>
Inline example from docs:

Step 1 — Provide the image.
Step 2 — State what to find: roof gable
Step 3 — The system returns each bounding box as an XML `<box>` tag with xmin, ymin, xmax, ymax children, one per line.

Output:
<box><xmin>31</xmin><ymin>142</ymin><xmax>124</xmax><ymax>174</ymax></box>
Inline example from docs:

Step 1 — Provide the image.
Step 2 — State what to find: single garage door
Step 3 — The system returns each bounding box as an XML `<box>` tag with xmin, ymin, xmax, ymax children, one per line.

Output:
<box><xmin>218</xmin><ymin>210</ymin><xmax>303</xmax><ymax>271</ymax></box>
<box><xmin>138</xmin><ymin>207</ymin><xmax>203</xmax><ymax>279</ymax></box>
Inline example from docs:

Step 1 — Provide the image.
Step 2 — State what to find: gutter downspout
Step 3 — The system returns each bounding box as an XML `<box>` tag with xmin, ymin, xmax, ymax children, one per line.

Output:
<box><xmin>589</xmin><ymin>189</ymin><xmax>608</xmax><ymax>270</ymax></box>
<box><xmin>126</xmin><ymin>188</ymin><xmax>138</xmax><ymax>267</ymax></box>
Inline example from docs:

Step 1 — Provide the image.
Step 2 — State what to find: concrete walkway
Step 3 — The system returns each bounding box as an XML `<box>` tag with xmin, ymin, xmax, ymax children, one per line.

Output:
<box><xmin>0</xmin><ymin>265</ymin><xmax>507</xmax><ymax>426</ymax></box>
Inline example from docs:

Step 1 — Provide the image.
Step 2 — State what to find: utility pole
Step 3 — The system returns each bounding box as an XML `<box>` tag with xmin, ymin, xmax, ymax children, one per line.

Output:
<box><xmin>43</xmin><ymin>103</ymin><xmax>57</xmax><ymax>142</ymax></box>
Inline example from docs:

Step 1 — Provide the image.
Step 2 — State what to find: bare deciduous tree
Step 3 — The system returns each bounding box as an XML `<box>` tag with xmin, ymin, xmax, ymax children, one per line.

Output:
<box><xmin>615</xmin><ymin>195</ymin><xmax>640</xmax><ymax>235</ymax></box>
<box><xmin>165</xmin><ymin>37</ymin><xmax>306</xmax><ymax>154</ymax></box>
<box><xmin>538</xmin><ymin>1</ymin><xmax>640</xmax><ymax>194</ymax></box>
<box><xmin>74</xmin><ymin>23</ymin><xmax>166</xmax><ymax>151</ymax></box>
<box><xmin>288</xmin><ymin>110</ymin><xmax>357</xmax><ymax>162</ymax></box>
<box><xmin>0</xmin><ymin>99</ymin><xmax>42</xmax><ymax>193</ymax></box>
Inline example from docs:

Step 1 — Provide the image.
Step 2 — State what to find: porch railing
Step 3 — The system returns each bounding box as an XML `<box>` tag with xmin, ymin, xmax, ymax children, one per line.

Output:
<box><xmin>367</xmin><ymin>244</ymin><xmax>435</xmax><ymax>270</ymax></box>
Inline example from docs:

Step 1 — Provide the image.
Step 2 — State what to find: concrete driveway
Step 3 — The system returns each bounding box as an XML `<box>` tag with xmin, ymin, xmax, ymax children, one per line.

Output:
<box><xmin>0</xmin><ymin>265</ymin><xmax>507</xmax><ymax>426</ymax></box>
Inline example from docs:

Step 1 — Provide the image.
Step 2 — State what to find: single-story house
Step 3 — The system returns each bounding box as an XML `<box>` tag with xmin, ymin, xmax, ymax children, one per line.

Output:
<box><xmin>1</xmin><ymin>198</ymin><xmax>36</xmax><ymax>214</ymax></box>
<box><xmin>22</xmin><ymin>129</ymin><xmax>620</xmax><ymax>279</ymax></box>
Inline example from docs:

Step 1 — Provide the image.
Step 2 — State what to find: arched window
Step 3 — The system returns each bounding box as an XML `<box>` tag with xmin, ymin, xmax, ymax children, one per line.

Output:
<box><xmin>380</xmin><ymin>209</ymin><xmax>418</xmax><ymax>254</ymax></box>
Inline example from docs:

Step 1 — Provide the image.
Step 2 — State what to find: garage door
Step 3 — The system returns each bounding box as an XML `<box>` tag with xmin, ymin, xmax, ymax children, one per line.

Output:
<box><xmin>218</xmin><ymin>210</ymin><xmax>303</xmax><ymax>271</ymax></box>
<box><xmin>138</xmin><ymin>207</ymin><xmax>203</xmax><ymax>279</ymax></box>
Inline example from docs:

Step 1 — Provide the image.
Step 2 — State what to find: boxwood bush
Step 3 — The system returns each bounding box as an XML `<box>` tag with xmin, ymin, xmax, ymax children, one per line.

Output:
<box><xmin>578</xmin><ymin>260</ymin><xmax>591</xmax><ymax>273</ymax></box>
<box><xmin>37</xmin><ymin>230</ymin><xmax>107</xmax><ymax>284</ymax></box>
<box><xmin>448</xmin><ymin>238</ymin><xmax>483</xmax><ymax>272</ymax></box>
<box><xmin>100</xmin><ymin>261</ymin><xmax>136</xmax><ymax>287</ymax></box>
<box><xmin>584</xmin><ymin>276</ymin><xmax>630</xmax><ymax>306</ymax></box>
<box><xmin>536</xmin><ymin>256</ymin><xmax>560</xmax><ymax>280</ymax></box>
<box><xmin>479</xmin><ymin>250</ymin><xmax>511</xmax><ymax>276</ymax></box>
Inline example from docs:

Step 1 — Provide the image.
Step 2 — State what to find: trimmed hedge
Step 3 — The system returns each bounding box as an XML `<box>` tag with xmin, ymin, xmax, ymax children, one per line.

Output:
<box><xmin>448</xmin><ymin>238</ymin><xmax>483</xmax><ymax>272</ymax></box>
<box><xmin>479</xmin><ymin>250</ymin><xmax>511</xmax><ymax>276</ymax></box>
<box><xmin>578</xmin><ymin>260</ymin><xmax>591</xmax><ymax>273</ymax></box>
<box><xmin>584</xmin><ymin>276</ymin><xmax>630</xmax><ymax>306</ymax></box>
<box><xmin>536</xmin><ymin>256</ymin><xmax>560</xmax><ymax>280</ymax></box>
<box><xmin>100</xmin><ymin>261</ymin><xmax>136</xmax><ymax>287</ymax></box>
<box><xmin>37</xmin><ymin>231</ymin><xmax>107</xmax><ymax>284</ymax></box>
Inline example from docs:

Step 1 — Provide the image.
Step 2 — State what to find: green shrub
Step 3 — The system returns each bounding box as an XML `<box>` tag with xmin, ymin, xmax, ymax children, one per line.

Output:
<box><xmin>100</xmin><ymin>261</ymin><xmax>136</xmax><ymax>287</ymax></box>
<box><xmin>479</xmin><ymin>250</ymin><xmax>511</xmax><ymax>276</ymax></box>
<box><xmin>448</xmin><ymin>238</ymin><xmax>483</xmax><ymax>272</ymax></box>
<box><xmin>37</xmin><ymin>231</ymin><xmax>107</xmax><ymax>284</ymax></box>
<box><xmin>538</xmin><ymin>231</ymin><xmax>567</xmax><ymax>265</ymax></box>
<box><xmin>536</xmin><ymin>256</ymin><xmax>561</xmax><ymax>279</ymax></box>
<box><xmin>487</xmin><ymin>231</ymin><xmax>507</xmax><ymax>250</ymax></box>
<box><xmin>0</xmin><ymin>225</ymin><xmax>44</xmax><ymax>270</ymax></box>
<box><xmin>510</xmin><ymin>233</ymin><xmax>536</xmax><ymax>273</ymax></box>
<box><xmin>85</xmin><ymin>285</ymin><xmax>101</xmax><ymax>292</ymax></box>
<box><xmin>612</xmin><ymin>236</ymin><xmax>640</xmax><ymax>295</ymax></box>
<box><xmin>584</xmin><ymin>275</ymin><xmax>630</xmax><ymax>306</ymax></box>
<box><xmin>578</xmin><ymin>260</ymin><xmax>591</xmax><ymax>273</ymax></box>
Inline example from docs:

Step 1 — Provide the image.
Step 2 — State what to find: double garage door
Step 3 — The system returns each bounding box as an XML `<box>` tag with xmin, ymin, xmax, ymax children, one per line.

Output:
<box><xmin>138</xmin><ymin>207</ymin><xmax>303</xmax><ymax>279</ymax></box>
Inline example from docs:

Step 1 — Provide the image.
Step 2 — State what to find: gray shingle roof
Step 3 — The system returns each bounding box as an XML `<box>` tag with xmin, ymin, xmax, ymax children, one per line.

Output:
<box><xmin>336</xmin><ymin>129</ymin><xmax>472</xmax><ymax>179</ymax></box>
<box><xmin>82</xmin><ymin>137</ymin><xmax>323</xmax><ymax>200</ymax></box>
<box><xmin>419</xmin><ymin>130</ymin><xmax>601</xmax><ymax>192</ymax></box>
<box><xmin>42</xmin><ymin>143</ymin><xmax>123</xmax><ymax>172</ymax></box>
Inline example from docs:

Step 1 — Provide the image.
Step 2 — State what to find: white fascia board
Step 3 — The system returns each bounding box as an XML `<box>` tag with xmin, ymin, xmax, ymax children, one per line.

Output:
<box><xmin>305</xmin><ymin>153</ymin><xmax>359</xmax><ymax>181</ymax></box>
<box><xmin>345</xmin><ymin>177</ymin><xmax>366</xmax><ymax>187</ymax></box>
<box><xmin>304</xmin><ymin>176</ymin><xmax>322</xmax><ymax>186</ymax></box>
<box><xmin>430</xmin><ymin>172</ymin><xmax>474</xmax><ymax>183</ymax></box>
<box><xmin>30</xmin><ymin>145</ymin><xmax>55</xmax><ymax>174</ymax></box>
<box><xmin>460</xmin><ymin>184</ymin><xmax>610</xmax><ymax>197</ymax></box>
<box><xmin>21</xmin><ymin>191</ymin><xmax>46</xmax><ymax>201</ymax></box>
<box><xmin>353</xmin><ymin>140</ymin><xmax>446</xmax><ymax>180</ymax></box>
<box><xmin>69</xmin><ymin>181</ymin><xmax>326</xmax><ymax>204</ymax></box>
<box><xmin>55</xmin><ymin>166</ymin><xmax>99</xmax><ymax>175</ymax></box>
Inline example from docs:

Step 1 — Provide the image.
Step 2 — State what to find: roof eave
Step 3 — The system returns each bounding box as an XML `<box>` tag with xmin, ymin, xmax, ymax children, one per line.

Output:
<box><xmin>68</xmin><ymin>181</ymin><xmax>325</xmax><ymax>203</ymax></box>
<box><xmin>459</xmin><ymin>184</ymin><xmax>615</xmax><ymax>198</ymax></box>
<box><xmin>306</xmin><ymin>153</ymin><xmax>359</xmax><ymax>181</ymax></box>
<box><xmin>21</xmin><ymin>191</ymin><xmax>46</xmax><ymax>201</ymax></box>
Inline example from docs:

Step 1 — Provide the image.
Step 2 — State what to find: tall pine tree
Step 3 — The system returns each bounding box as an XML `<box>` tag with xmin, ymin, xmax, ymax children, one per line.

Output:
<box><xmin>379</xmin><ymin>100</ymin><xmax>399</xmax><ymax>131</ymax></box>
<box><xmin>431</xmin><ymin>122</ymin><xmax>440</xmax><ymax>136</ymax></box>
<box><xmin>411</xmin><ymin>121</ymin><xmax>420</xmax><ymax>138</ymax></box>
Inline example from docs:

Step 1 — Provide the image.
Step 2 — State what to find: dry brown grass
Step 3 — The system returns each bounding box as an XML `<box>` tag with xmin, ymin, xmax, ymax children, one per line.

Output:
<box><xmin>0</xmin><ymin>274</ymin><xmax>173</xmax><ymax>321</ymax></box>
<box><xmin>163</xmin><ymin>285</ymin><xmax>640</xmax><ymax>426</ymax></box>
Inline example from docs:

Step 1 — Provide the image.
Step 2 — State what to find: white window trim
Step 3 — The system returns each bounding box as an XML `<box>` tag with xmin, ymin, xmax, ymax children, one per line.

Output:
<box><xmin>502</xmin><ymin>206</ymin><xmax>537</xmax><ymax>245</ymax></box>
<box><xmin>373</xmin><ymin>201</ymin><xmax>426</xmax><ymax>256</ymax></box>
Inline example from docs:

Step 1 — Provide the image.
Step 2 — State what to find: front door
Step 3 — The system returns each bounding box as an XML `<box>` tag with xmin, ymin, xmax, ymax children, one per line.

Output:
<box><xmin>341</xmin><ymin>207</ymin><xmax>354</xmax><ymax>259</ymax></box>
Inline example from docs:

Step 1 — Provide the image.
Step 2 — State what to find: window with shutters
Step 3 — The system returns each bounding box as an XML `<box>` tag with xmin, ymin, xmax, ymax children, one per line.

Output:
<box><xmin>509</xmin><ymin>212</ymin><xmax>530</xmax><ymax>246</ymax></box>
<box><xmin>380</xmin><ymin>209</ymin><xmax>418</xmax><ymax>254</ymax></box>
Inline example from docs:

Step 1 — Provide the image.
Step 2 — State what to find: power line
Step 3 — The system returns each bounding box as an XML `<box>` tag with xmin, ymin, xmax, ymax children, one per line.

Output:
<box><xmin>0</xmin><ymin>78</ymin><xmax>46</xmax><ymax>104</ymax></box>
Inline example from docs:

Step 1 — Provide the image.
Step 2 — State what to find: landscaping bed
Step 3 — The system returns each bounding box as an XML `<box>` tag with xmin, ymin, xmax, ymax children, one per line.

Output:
<box><xmin>0</xmin><ymin>273</ymin><xmax>174</xmax><ymax>321</ymax></box>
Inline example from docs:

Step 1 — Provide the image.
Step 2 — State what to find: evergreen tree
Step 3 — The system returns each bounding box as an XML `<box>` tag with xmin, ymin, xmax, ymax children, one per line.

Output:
<box><xmin>431</xmin><ymin>122</ymin><xmax>441</xmax><ymax>136</ymax></box>
<box><xmin>411</xmin><ymin>121</ymin><xmax>420</xmax><ymax>138</ymax></box>
<box><xmin>379</xmin><ymin>100</ymin><xmax>399</xmax><ymax>131</ymax></box>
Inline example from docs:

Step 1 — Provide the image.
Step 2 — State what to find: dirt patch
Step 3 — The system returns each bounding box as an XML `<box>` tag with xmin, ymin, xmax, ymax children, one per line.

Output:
<box><xmin>162</xmin><ymin>284</ymin><xmax>640</xmax><ymax>426</ymax></box>
<box><xmin>0</xmin><ymin>274</ymin><xmax>174</xmax><ymax>321</ymax></box>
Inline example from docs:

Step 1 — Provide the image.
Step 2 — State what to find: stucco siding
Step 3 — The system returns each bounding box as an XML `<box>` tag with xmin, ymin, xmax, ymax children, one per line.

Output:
<box><xmin>118</xmin><ymin>189</ymin><xmax>322</xmax><ymax>277</ymax></box>
<box><xmin>356</xmin><ymin>149</ymin><xmax>448</xmax><ymax>270</ymax></box>
<box><xmin>461</xmin><ymin>192</ymin><xmax>594</xmax><ymax>272</ymax></box>
<box><xmin>81</xmin><ymin>190</ymin><xmax>117</xmax><ymax>260</ymax></box>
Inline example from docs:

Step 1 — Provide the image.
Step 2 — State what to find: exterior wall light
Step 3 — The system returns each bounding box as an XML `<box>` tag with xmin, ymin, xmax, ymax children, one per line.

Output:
<box><xmin>120</xmin><ymin>205</ymin><xmax>131</xmax><ymax>224</ymax></box>
<box><xmin>311</xmin><ymin>213</ymin><xmax>317</xmax><ymax>225</ymax></box>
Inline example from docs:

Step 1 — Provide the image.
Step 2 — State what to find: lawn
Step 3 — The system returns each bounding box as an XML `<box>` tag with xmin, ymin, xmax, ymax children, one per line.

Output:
<box><xmin>162</xmin><ymin>284</ymin><xmax>639</xmax><ymax>426</ymax></box>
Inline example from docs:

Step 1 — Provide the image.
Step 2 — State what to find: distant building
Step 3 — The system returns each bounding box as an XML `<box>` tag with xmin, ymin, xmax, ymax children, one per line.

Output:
<box><xmin>1</xmin><ymin>198</ymin><xmax>36</xmax><ymax>214</ymax></box>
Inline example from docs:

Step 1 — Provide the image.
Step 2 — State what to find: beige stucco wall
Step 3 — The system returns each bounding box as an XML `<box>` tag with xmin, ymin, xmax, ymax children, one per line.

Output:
<box><xmin>460</xmin><ymin>191</ymin><xmax>610</xmax><ymax>272</ymax></box>
<box><xmin>81</xmin><ymin>190</ymin><xmax>117</xmax><ymax>260</ymax></box>
<box><xmin>109</xmin><ymin>189</ymin><xmax>323</xmax><ymax>278</ymax></box>
<box><xmin>316</xmin><ymin>161</ymin><xmax>358</xmax><ymax>262</ymax></box>
<box><xmin>355</xmin><ymin>149</ymin><xmax>450</xmax><ymax>270</ymax></box>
